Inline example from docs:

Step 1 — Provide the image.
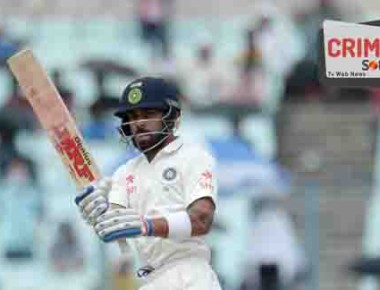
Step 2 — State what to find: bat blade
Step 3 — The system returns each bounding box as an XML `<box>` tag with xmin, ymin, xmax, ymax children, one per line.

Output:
<box><xmin>7</xmin><ymin>49</ymin><xmax>129</xmax><ymax>252</ymax></box>
<box><xmin>7</xmin><ymin>49</ymin><xmax>100</xmax><ymax>188</ymax></box>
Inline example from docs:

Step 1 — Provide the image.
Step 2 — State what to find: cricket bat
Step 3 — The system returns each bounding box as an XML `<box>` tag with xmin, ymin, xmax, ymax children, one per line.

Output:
<box><xmin>7</xmin><ymin>49</ymin><xmax>128</xmax><ymax>252</ymax></box>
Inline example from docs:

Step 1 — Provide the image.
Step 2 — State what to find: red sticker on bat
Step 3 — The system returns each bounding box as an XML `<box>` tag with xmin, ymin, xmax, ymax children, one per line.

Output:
<box><xmin>53</xmin><ymin>126</ymin><xmax>95</xmax><ymax>182</ymax></box>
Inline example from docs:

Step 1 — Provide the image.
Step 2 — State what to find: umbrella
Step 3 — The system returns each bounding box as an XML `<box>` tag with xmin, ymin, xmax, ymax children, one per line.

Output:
<box><xmin>81</xmin><ymin>59</ymin><xmax>138</xmax><ymax>77</ymax></box>
<box><xmin>207</xmin><ymin>137</ymin><xmax>291</xmax><ymax>197</ymax></box>
<box><xmin>349</xmin><ymin>256</ymin><xmax>380</xmax><ymax>276</ymax></box>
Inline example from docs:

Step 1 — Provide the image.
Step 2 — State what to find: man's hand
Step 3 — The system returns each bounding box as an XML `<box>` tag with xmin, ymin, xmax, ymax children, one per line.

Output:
<box><xmin>94</xmin><ymin>208</ymin><xmax>153</xmax><ymax>242</ymax></box>
<box><xmin>75</xmin><ymin>177</ymin><xmax>112</xmax><ymax>225</ymax></box>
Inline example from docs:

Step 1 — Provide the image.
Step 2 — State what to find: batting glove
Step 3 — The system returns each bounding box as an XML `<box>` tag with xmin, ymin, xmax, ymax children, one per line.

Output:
<box><xmin>94</xmin><ymin>208</ymin><xmax>154</xmax><ymax>242</ymax></box>
<box><xmin>75</xmin><ymin>177</ymin><xmax>112</xmax><ymax>225</ymax></box>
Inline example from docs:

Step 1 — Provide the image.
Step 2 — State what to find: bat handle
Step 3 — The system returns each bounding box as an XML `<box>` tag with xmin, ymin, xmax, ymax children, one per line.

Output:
<box><xmin>118</xmin><ymin>240</ymin><xmax>128</xmax><ymax>253</ymax></box>
<box><xmin>109</xmin><ymin>203</ymin><xmax>137</xmax><ymax>253</ymax></box>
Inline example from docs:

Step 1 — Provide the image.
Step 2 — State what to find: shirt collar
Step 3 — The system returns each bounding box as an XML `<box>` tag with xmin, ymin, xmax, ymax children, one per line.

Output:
<box><xmin>161</xmin><ymin>136</ymin><xmax>183</xmax><ymax>154</ymax></box>
<box><xmin>140</xmin><ymin>136</ymin><xmax>183</xmax><ymax>164</ymax></box>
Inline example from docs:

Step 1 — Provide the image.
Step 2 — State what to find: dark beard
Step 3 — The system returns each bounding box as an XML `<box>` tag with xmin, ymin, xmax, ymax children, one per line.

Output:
<box><xmin>133</xmin><ymin>132</ymin><xmax>166</xmax><ymax>152</ymax></box>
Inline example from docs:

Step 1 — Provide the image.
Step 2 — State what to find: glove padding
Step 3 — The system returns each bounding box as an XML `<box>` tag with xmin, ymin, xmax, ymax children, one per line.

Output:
<box><xmin>75</xmin><ymin>177</ymin><xmax>112</xmax><ymax>225</ymax></box>
<box><xmin>94</xmin><ymin>208</ymin><xmax>153</xmax><ymax>242</ymax></box>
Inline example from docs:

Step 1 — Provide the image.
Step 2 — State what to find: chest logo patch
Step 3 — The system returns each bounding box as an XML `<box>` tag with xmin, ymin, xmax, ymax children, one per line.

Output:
<box><xmin>163</xmin><ymin>167</ymin><xmax>177</xmax><ymax>182</ymax></box>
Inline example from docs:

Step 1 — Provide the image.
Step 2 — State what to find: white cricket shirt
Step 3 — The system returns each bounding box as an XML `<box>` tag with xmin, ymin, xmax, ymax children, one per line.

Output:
<box><xmin>108</xmin><ymin>137</ymin><xmax>217</xmax><ymax>269</ymax></box>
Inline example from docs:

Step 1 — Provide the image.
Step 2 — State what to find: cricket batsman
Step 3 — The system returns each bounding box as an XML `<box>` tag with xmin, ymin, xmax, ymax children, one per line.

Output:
<box><xmin>75</xmin><ymin>77</ymin><xmax>222</xmax><ymax>289</ymax></box>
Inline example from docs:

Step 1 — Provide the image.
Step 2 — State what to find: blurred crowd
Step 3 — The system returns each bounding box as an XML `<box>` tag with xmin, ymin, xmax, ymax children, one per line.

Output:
<box><xmin>0</xmin><ymin>0</ymin><xmax>377</xmax><ymax>290</ymax></box>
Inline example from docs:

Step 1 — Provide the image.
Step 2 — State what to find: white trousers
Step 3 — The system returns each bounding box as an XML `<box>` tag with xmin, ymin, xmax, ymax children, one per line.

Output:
<box><xmin>139</xmin><ymin>257</ymin><xmax>222</xmax><ymax>290</ymax></box>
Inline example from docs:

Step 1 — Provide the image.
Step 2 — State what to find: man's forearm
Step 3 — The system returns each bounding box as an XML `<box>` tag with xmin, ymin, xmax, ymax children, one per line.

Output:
<box><xmin>150</xmin><ymin>197</ymin><xmax>215</xmax><ymax>238</ymax></box>
<box><xmin>187</xmin><ymin>198</ymin><xmax>215</xmax><ymax>236</ymax></box>
<box><xmin>152</xmin><ymin>217</ymin><xmax>169</xmax><ymax>238</ymax></box>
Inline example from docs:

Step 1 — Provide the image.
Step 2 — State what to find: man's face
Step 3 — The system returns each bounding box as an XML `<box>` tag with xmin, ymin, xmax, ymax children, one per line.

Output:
<box><xmin>127</xmin><ymin>108</ymin><xmax>164</xmax><ymax>151</ymax></box>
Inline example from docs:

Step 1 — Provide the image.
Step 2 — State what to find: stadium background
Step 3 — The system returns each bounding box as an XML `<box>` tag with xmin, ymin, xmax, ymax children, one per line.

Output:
<box><xmin>0</xmin><ymin>0</ymin><xmax>380</xmax><ymax>289</ymax></box>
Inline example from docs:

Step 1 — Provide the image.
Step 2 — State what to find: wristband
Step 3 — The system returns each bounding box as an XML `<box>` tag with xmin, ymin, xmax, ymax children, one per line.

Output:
<box><xmin>164</xmin><ymin>211</ymin><xmax>192</xmax><ymax>239</ymax></box>
<box><xmin>142</xmin><ymin>218</ymin><xmax>154</xmax><ymax>236</ymax></box>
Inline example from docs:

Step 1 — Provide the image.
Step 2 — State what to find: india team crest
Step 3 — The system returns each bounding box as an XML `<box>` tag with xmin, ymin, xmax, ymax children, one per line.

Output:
<box><xmin>162</xmin><ymin>167</ymin><xmax>177</xmax><ymax>182</ymax></box>
<box><xmin>128</xmin><ymin>88</ymin><xmax>143</xmax><ymax>104</ymax></box>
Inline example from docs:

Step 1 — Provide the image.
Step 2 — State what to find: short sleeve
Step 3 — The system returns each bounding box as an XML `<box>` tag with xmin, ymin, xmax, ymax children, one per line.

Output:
<box><xmin>184</xmin><ymin>151</ymin><xmax>217</xmax><ymax>207</ymax></box>
<box><xmin>108</xmin><ymin>165</ymin><xmax>128</xmax><ymax>208</ymax></box>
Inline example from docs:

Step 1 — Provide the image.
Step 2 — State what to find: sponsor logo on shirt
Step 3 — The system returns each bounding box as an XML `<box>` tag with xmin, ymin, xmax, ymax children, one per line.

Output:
<box><xmin>200</xmin><ymin>170</ymin><xmax>213</xmax><ymax>190</ymax></box>
<box><xmin>126</xmin><ymin>174</ymin><xmax>136</xmax><ymax>195</ymax></box>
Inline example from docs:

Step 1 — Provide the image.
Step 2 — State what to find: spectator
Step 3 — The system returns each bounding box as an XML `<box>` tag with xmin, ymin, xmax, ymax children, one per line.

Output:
<box><xmin>239</xmin><ymin>192</ymin><xmax>307</xmax><ymax>290</ymax></box>
<box><xmin>0</xmin><ymin>155</ymin><xmax>43</xmax><ymax>260</ymax></box>
<box><xmin>49</xmin><ymin>222</ymin><xmax>84</xmax><ymax>273</ymax></box>
<box><xmin>225</xmin><ymin>27</ymin><xmax>265</xmax><ymax>107</ymax></box>
<box><xmin>150</xmin><ymin>45</ymin><xmax>177</xmax><ymax>82</ymax></box>
<box><xmin>231</xmin><ymin>6</ymin><xmax>304</xmax><ymax>110</ymax></box>
<box><xmin>285</xmin><ymin>0</ymin><xmax>342</xmax><ymax>99</ymax></box>
<box><xmin>82</xmin><ymin>97</ymin><xmax>119</xmax><ymax>140</ymax></box>
<box><xmin>137</xmin><ymin>0</ymin><xmax>174</xmax><ymax>59</ymax></box>
<box><xmin>0</xmin><ymin>72</ymin><xmax>38</xmax><ymax>178</ymax></box>
<box><xmin>0</xmin><ymin>27</ymin><xmax>19</xmax><ymax>64</ymax></box>
<box><xmin>51</xmin><ymin>69</ymin><xmax>74</xmax><ymax>111</ymax></box>
<box><xmin>180</xmin><ymin>42</ymin><xmax>230</xmax><ymax>108</ymax></box>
